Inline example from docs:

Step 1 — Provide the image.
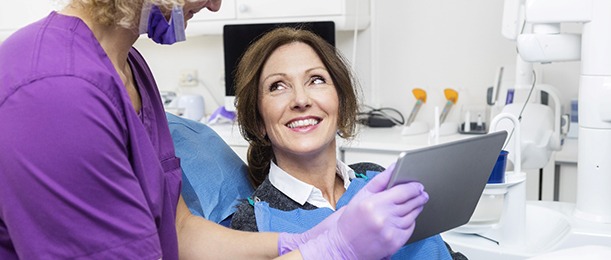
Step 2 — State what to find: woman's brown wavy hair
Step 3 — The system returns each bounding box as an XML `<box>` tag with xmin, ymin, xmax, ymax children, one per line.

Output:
<box><xmin>234</xmin><ymin>26</ymin><xmax>360</xmax><ymax>187</ymax></box>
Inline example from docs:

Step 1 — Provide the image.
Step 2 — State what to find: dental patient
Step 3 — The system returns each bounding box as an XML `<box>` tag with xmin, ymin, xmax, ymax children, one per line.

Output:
<box><xmin>229</xmin><ymin>26</ymin><xmax>453</xmax><ymax>259</ymax></box>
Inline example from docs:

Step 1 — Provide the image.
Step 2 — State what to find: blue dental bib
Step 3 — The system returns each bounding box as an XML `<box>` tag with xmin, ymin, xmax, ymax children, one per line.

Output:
<box><xmin>253</xmin><ymin>172</ymin><xmax>452</xmax><ymax>260</ymax></box>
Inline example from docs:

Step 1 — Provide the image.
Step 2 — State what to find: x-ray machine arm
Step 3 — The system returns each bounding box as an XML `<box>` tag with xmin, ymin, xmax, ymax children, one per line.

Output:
<box><xmin>514</xmin><ymin>0</ymin><xmax>611</xmax><ymax>223</ymax></box>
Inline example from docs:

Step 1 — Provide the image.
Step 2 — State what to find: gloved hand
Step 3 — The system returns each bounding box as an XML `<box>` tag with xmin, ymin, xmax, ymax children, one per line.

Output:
<box><xmin>146</xmin><ymin>5</ymin><xmax>186</xmax><ymax>45</ymax></box>
<box><xmin>278</xmin><ymin>163</ymin><xmax>429</xmax><ymax>259</ymax></box>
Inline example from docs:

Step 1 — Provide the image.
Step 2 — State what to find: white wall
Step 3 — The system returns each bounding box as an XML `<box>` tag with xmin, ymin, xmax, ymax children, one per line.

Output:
<box><xmin>370</xmin><ymin>0</ymin><xmax>581</xmax><ymax>126</ymax></box>
<box><xmin>134</xmin><ymin>36</ymin><xmax>226</xmax><ymax>115</ymax></box>
<box><xmin>133</xmin><ymin>30</ymin><xmax>371</xmax><ymax>118</ymax></box>
<box><xmin>134</xmin><ymin>0</ymin><xmax>582</xmax><ymax>124</ymax></box>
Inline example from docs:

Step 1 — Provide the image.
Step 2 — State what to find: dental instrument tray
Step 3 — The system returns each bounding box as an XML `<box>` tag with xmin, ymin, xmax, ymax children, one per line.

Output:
<box><xmin>386</xmin><ymin>130</ymin><xmax>507</xmax><ymax>244</ymax></box>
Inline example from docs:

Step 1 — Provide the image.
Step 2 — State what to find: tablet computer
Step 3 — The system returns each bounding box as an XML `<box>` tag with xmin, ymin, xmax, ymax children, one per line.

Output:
<box><xmin>387</xmin><ymin>130</ymin><xmax>508</xmax><ymax>244</ymax></box>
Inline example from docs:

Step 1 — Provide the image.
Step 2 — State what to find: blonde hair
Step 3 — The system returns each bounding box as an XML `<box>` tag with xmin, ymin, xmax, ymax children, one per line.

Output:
<box><xmin>70</xmin><ymin>0</ymin><xmax>187</xmax><ymax>30</ymax></box>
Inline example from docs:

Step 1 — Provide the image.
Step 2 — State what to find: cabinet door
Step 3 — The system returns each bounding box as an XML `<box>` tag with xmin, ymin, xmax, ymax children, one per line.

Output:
<box><xmin>341</xmin><ymin>149</ymin><xmax>400</xmax><ymax>168</ymax></box>
<box><xmin>235</xmin><ymin>0</ymin><xmax>343</xmax><ymax>19</ymax></box>
<box><xmin>191</xmin><ymin>0</ymin><xmax>237</xmax><ymax>21</ymax></box>
<box><xmin>183</xmin><ymin>0</ymin><xmax>367</xmax><ymax>35</ymax></box>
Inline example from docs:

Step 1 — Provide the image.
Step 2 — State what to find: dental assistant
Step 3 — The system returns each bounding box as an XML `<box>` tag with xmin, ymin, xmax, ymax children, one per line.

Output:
<box><xmin>0</xmin><ymin>0</ymin><xmax>428</xmax><ymax>259</ymax></box>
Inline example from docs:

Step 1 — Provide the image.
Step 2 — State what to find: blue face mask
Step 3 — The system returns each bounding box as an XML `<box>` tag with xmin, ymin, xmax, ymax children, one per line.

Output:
<box><xmin>139</xmin><ymin>4</ymin><xmax>186</xmax><ymax>45</ymax></box>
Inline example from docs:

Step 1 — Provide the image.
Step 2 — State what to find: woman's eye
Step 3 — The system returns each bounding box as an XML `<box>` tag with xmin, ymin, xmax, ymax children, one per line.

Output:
<box><xmin>311</xmin><ymin>76</ymin><xmax>326</xmax><ymax>85</ymax></box>
<box><xmin>269</xmin><ymin>82</ymin><xmax>287</xmax><ymax>92</ymax></box>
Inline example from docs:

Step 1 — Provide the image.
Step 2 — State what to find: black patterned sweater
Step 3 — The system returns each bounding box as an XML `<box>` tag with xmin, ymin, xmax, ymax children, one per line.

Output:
<box><xmin>228</xmin><ymin>162</ymin><xmax>467</xmax><ymax>260</ymax></box>
<box><xmin>229</xmin><ymin>162</ymin><xmax>385</xmax><ymax>232</ymax></box>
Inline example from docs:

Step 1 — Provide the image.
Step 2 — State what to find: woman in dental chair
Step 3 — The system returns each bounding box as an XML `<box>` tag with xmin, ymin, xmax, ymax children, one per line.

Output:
<box><xmin>228</xmin><ymin>26</ymin><xmax>460</xmax><ymax>259</ymax></box>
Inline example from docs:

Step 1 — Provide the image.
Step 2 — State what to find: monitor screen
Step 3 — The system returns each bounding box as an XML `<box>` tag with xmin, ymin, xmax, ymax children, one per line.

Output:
<box><xmin>222</xmin><ymin>21</ymin><xmax>336</xmax><ymax>111</ymax></box>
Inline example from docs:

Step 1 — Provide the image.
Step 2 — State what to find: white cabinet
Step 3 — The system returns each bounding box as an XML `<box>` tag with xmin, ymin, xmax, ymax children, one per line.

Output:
<box><xmin>0</xmin><ymin>0</ymin><xmax>58</xmax><ymax>41</ymax></box>
<box><xmin>1</xmin><ymin>1</ymin><xmax>369</xmax><ymax>40</ymax></box>
<box><xmin>186</xmin><ymin>0</ymin><xmax>370</xmax><ymax>35</ymax></box>
<box><xmin>192</xmin><ymin>0</ymin><xmax>238</xmax><ymax>21</ymax></box>
<box><xmin>338</xmin><ymin>127</ymin><xmax>474</xmax><ymax>167</ymax></box>
<box><xmin>234</xmin><ymin>0</ymin><xmax>343</xmax><ymax>19</ymax></box>
<box><xmin>341</xmin><ymin>148</ymin><xmax>401</xmax><ymax>170</ymax></box>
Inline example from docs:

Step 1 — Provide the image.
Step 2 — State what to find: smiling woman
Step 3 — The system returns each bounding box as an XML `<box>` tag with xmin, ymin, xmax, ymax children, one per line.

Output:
<box><xmin>231</xmin><ymin>27</ymin><xmax>454</xmax><ymax>259</ymax></box>
<box><xmin>234</xmin><ymin>27</ymin><xmax>359</xmax><ymax>187</ymax></box>
<box><xmin>257</xmin><ymin>42</ymin><xmax>341</xmax><ymax>175</ymax></box>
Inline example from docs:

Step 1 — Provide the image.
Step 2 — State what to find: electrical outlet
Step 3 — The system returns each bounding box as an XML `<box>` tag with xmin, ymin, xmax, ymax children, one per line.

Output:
<box><xmin>179</xmin><ymin>69</ymin><xmax>198</xmax><ymax>87</ymax></box>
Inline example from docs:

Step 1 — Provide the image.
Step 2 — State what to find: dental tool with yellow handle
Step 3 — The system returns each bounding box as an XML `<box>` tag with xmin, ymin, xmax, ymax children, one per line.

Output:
<box><xmin>439</xmin><ymin>88</ymin><xmax>458</xmax><ymax>124</ymax></box>
<box><xmin>405</xmin><ymin>88</ymin><xmax>427</xmax><ymax>127</ymax></box>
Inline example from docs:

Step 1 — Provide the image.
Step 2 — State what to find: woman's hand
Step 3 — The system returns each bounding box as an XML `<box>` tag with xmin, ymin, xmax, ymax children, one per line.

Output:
<box><xmin>279</xmin><ymin>163</ymin><xmax>429</xmax><ymax>259</ymax></box>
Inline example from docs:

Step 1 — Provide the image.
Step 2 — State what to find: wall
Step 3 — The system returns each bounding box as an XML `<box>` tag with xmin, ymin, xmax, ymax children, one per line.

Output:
<box><xmin>0</xmin><ymin>0</ymin><xmax>582</xmax><ymax>201</ymax></box>
<box><xmin>370</xmin><ymin>0</ymin><xmax>581</xmax><ymax>126</ymax></box>
<box><xmin>134</xmin><ymin>0</ymin><xmax>581</xmax><ymax>125</ymax></box>
<box><xmin>134</xmin><ymin>35</ymin><xmax>226</xmax><ymax>116</ymax></box>
<box><xmin>133</xmin><ymin>30</ymin><xmax>371</xmax><ymax>118</ymax></box>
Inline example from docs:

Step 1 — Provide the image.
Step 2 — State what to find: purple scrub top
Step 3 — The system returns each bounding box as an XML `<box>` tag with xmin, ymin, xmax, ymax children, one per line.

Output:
<box><xmin>0</xmin><ymin>12</ymin><xmax>182</xmax><ymax>259</ymax></box>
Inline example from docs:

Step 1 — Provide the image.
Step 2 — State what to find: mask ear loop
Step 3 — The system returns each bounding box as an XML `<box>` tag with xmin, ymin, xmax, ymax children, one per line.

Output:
<box><xmin>138</xmin><ymin>2</ymin><xmax>153</xmax><ymax>34</ymax></box>
<box><xmin>170</xmin><ymin>4</ymin><xmax>186</xmax><ymax>42</ymax></box>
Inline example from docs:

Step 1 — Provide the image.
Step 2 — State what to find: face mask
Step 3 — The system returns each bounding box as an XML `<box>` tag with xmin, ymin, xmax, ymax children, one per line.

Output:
<box><xmin>139</xmin><ymin>3</ymin><xmax>186</xmax><ymax>45</ymax></box>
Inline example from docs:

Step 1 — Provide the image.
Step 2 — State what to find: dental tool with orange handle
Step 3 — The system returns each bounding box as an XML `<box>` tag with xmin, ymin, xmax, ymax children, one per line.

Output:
<box><xmin>439</xmin><ymin>88</ymin><xmax>458</xmax><ymax>124</ymax></box>
<box><xmin>405</xmin><ymin>88</ymin><xmax>427</xmax><ymax>126</ymax></box>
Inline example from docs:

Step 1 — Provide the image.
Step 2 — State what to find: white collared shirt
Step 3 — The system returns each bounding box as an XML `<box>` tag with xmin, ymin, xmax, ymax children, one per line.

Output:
<box><xmin>268</xmin><ymin>160</ymin><xmax>356</xmax><ymax>210</ymax></box>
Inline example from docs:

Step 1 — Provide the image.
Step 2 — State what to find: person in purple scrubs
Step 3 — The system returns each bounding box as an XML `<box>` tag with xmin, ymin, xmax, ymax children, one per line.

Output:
<box><xmin>0</xmin><ymin>0</ymin><xmax>429</xmax><ymax>259</ymax></box>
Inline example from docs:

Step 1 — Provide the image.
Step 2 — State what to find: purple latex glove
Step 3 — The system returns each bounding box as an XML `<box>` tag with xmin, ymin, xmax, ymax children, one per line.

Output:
<box><xmin>146</xmin><ymin>5</ymin><xmax>186</xmax><ymax>45</ymax></box>
<box><xmin>278</xmin><ymin>163</ymin><xmax>429</xmax><ymax>259</ymax></box>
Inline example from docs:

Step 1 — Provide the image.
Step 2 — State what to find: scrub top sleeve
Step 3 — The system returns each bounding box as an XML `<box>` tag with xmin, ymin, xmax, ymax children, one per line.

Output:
<box><xmin>0</xmin><ymin>77</ymin><xmax>162</xmax><ymax>259</ymax></box>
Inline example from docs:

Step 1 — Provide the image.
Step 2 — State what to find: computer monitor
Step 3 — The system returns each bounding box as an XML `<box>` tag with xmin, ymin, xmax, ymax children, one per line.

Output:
<box><xmin>222</xmin><ymin>21</ymin><xmax>336</xmax><ymax>111</ymax></box>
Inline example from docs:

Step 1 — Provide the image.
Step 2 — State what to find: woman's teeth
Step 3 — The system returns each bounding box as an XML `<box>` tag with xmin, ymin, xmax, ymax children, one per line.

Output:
<box><xmin>287</xmin><ymin>119</ymin><xmax>319</xmax><ymax>128</ymax></box>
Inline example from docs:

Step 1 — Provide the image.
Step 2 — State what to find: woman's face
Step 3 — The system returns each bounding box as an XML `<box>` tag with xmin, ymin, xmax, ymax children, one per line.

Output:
<box><xmin>258</xmin><ymin>42</ymin><xmax>339</xmax><ymax>160</ymax></box>
<box><xmin>183</xmin><ymin>0</ymin><xmax>222</xmax><ymax>21</ymax></box>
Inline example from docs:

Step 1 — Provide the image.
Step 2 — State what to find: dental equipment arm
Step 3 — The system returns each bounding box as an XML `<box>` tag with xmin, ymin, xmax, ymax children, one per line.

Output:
<box><xmin>514</xmin><ymin>0</ymin><xmax>611</xmax><ymax>223</ymax></box>
<box><xmin>498</xmin><ymin>0</ymin><xmax>568</xmax><ymax>171</ymax></box>
<box><xmin>503</xmin><ymin>0</ymin><xmax>582</xmax><ymax>63</ymax></box>
<box><xmin>502</xmin><ymin>0</ymin><xmax>523</xmax><ymax>40</ymax></box>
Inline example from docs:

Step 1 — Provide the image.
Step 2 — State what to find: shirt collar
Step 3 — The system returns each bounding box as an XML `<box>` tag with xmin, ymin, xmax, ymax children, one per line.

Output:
<box><xmin>268</xmin><ymin>160</ymin><xmax>356</xmax><ymax>209</ymax></box>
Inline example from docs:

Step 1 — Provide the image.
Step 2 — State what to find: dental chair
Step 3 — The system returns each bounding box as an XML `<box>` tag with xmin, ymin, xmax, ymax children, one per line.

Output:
<box><xmin>167</xmin><ymin>113</ymin><xmax>253</xmax><ymax>226</ymax></box>
<box><xmin>167</xmin><ymin>113</ymin><xmax>466</xmax><ymax>259</ymax></box>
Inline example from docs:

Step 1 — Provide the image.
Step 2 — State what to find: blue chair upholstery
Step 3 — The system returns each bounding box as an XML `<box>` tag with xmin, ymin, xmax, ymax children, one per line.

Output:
<box><xmin>166</xmin><ymin>113</ymin><xmax>254</xmax><ymax>225</ymax></box>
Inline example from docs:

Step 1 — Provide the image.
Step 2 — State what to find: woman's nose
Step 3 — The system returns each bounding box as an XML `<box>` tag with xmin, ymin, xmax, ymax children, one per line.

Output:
<box><xmin>291</xmin><ymin>87</ymin><xmax>312</xmax><ymax>110</ymax></box>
